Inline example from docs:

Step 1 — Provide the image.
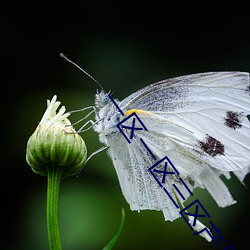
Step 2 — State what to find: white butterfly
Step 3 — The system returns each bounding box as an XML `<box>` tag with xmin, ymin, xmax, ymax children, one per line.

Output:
<box><xmin>92</xmin><ymin>72</ymin><xmax>250</xmax><ymax>222</ymax></box>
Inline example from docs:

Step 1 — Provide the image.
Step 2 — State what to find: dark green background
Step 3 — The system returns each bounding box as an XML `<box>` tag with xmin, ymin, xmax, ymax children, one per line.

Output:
<box><xmin>2</xmin><ymin>2</ymin><xmax>250</xmax><ymax>250</ymax></box>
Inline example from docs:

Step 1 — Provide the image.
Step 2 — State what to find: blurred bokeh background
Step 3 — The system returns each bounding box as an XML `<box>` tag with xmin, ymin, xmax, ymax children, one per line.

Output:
<box><xmin>2</xmin><ymin>1</ymin><xmax>250</xmax><ymax>250</ymax></box>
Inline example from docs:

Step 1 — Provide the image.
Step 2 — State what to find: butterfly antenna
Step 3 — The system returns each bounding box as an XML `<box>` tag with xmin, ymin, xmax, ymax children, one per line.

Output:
<box><xmin>60</xmin><ymin>53</ymin><xmax>104</xmax><ymax>91</ymax></box>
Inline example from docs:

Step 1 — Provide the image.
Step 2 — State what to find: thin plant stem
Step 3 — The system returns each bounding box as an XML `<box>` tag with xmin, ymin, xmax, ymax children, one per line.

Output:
<box><xmin>47</xmin><ymin>165</ymin><xmax>63</xmax><ymax>250</ymax></box>
<box><xmin>103</xmin><ymin>208</ymin><xmax>125</xmax><ymax>250</ymax></box>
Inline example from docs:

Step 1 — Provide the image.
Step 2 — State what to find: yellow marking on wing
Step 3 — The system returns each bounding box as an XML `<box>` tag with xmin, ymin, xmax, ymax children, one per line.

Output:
<box><xmin>124</xmin><ymin>109</ymin><xmax>153</xmax><ymax>116</ymax></box>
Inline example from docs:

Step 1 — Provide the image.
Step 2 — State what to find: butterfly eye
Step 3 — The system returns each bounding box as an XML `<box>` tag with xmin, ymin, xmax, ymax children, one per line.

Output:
<box><xmin>102</xmin><ymin>95</ymin><xmax>109</xmax><ymax>105</ymax></box>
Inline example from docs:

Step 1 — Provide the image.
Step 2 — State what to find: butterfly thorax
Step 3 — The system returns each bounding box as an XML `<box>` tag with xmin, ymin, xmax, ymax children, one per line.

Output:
<box><xmin>93</xmin><ymin>91</ymin><xmax>121</xmax><ymax>145</ymax></box>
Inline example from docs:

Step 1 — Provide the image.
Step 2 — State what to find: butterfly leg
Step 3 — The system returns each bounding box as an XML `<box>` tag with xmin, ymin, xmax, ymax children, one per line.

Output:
<box><xmin>70</xmin><ymin>106</ymin><xmax>96</xmax><ymax>126</ymax></box>
<box><xmin>68</xmin><ymin>106</ymin><xmax>102</xmax><ymax>132</ymax></box>
<box><xmin>85</xmin><ymin>145</ymin><xmax>108</xmax><ymax>165</ymax></box>
<box><xmin>77</xmin><ymin>145</ymin><xmax>108</xmax><ymax>175</ymax></box>
<box><xmin>76</xmin><ymin>118</ymin><xmax>104</xmax><ymax>133</ymax></box>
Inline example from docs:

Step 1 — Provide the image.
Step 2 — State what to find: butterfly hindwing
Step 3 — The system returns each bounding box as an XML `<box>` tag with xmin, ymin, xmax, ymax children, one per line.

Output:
<box><xmin>107</xmin><ymin>130</ymin><xmax>182</xmax><ymax>221</ymax></box>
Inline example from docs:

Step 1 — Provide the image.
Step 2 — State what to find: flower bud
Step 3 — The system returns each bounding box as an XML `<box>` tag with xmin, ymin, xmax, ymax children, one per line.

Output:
<box><xmin>26</xmin><ymin>95</ymin><xmax>87</xmax><ymax>178</ymax></box>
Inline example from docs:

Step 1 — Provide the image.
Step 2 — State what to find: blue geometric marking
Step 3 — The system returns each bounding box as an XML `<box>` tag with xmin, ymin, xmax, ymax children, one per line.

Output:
<box><xmin>223</xmin><ymin>245</ymin><xmax>235</xmax><ymax>250</ymax></box>
<box><xmin>173</xmin><ymin>184</ymin><xmax>185</xmax><ymax>200</ymax></box>
<box><xmin>179</xmin><ymin>177</ymin><xmax>193</xmax><ymax>196</ymax></box>
<box><xmin>193</xmin><ymin>227</ymin><xmax>213</xmax><ymax>239</ymax></box>
<box><xmin>179</xmin><ymin>199</ymin><xmax>210</xmax><ymax>231</ymax></box>
<box><xmin>209</xmin><ymin>220</ymin><xmax>225</xmax><ymax>245</ymax></box>
<box><xmin>148</xmin><ymin>155</ymin><xmax>180</xmax><ymax>187</ymax></box>
<box><xmin>140</xmin><ymin>138</ymin><xmax>156</xmax><ymax>160</ymax></box>
<box><xmin>122</xmin><ymin>117</ymin><xmax>143</xmax><ymax>140</ymax></box>
<box><xmin>108</xmin><ymin>94</ymin><xmax>124</xmax><ymax>116</ymax></box>
<box><xmin>148</xmin><ymin>155</ymin><xmax>181</xmax><ymax>208</ymax></box>
<box><xmin>162</xmin><ymin>187</ymin><xmax>179</xmax><ymax>209</ymax></box>
<box><xmin>153</xmin><ymin>162</ymin><xmax>175</xmax><ymax>184</ymax></box>
<box><xmin>193</xmin><ymin>220</ymin><xmax>225</xmax><ymax>246</ymax></box>
<box><xmin>185</xmin><ymin>205</ymin><xmax>206</xmax><ymax>227</ymax></box>
<box><xmin>116</xmin><ymin>112</ymin><xmax>147</xmax><ymax>144</ymax></box>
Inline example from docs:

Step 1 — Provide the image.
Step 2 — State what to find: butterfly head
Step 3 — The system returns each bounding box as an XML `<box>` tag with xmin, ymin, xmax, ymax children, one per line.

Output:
<box><xmin>94</xmin><ymin>89</ymin><xmax>111</xmax><ymax>109</ymax></box>
<box><xmin>94</xmin><ymin>90</ymin><xmax>121</xmax><ymax>144</ymax></box>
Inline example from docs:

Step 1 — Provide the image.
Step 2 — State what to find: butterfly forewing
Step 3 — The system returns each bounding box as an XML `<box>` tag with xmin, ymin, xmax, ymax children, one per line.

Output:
<box><xmin>120</xmin><ymin>72</ymin><xmax>250</xmax><ymax>172</ymax></box>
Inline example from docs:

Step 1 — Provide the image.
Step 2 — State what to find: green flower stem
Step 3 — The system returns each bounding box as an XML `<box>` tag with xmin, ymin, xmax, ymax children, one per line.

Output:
<box><xmin>47</xmin><ymin>165</ymin><xmax>63</xmax><ymax>250</ymax></box>
<box><xmin>26</xmin><ymin>96</ymin><xmax>88</xmax><ymax>249</ymax></box>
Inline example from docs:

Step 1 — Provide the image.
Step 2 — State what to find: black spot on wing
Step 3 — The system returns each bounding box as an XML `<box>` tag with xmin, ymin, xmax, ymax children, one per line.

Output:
<box><xmin>247</xmin><ymin>114</ymin><xmax>250</xmax><ymax>122</ymax></box>
<box><xmin>224</xmin><ymin>111</ymin><xmax>243</xmax><ymax>130</ymax></box>
<box><xmin>199</xmin><ymin>135</ymin><xmax>225</xmax><ymax>157</ymax></box>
